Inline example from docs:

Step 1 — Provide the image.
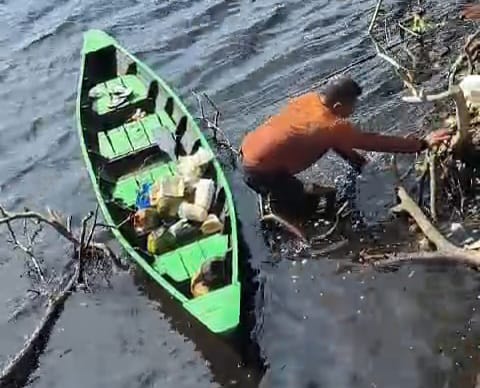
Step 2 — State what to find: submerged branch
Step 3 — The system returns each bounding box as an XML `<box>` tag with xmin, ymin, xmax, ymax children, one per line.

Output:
<box><xmin>0</xmin><ymin>264</ymin><xmax>79</xmax><ymax>387</ymax></box>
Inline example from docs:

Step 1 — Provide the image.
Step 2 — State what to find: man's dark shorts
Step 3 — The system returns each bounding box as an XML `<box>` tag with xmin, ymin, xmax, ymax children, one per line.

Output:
<box><xmin>242</xmin><ymin>167</ymin><xmax>329</xmax><ymax>220</ymax></box>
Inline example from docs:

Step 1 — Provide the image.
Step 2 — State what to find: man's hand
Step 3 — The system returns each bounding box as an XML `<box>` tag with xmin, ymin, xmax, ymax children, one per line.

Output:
<box><xmin>423</xmin><ymin>128</ymin><xmax>452</xmax><ymax>148</ymax></box>
<box><xmin>461</xmin><ymin>3</ymin><xmax>480</xmax><ymax>20</ymax></box>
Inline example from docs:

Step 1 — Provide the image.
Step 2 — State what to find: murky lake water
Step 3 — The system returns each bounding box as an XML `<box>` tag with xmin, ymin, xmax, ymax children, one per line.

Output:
<box><xmin>2</xmin><ymin>0</ymin><xmax>480</xmax><ymax>387</ymax></box>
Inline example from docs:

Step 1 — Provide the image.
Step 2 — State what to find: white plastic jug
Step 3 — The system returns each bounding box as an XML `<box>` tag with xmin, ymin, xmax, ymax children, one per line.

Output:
<box><xmin>193</xmin><ymin>147</ymin><xmax>214</xmax><ymax>166</ymax></box>
<box><xmin>194</xmin><ymin>179</ymin><xmax>215</xmax><ymax>210</ymax></box>
<box><xmin>201</xmin><ymin>214</ymin><xmax>224</xmax><ymax>235</ymax></box>
<box><xmin>177</xmin><ymin>156</ymin><xmax>202</xmax><ymax>186</ymax></box>
<box><xmin>459</xmin><ymin>75</ymin><xmax>480</xmax><ymax>104</ymax></box>
<box><xmin>178</xmin><ymin>202</ymin><xmax>208</xmax><ymax>222</ymax></box>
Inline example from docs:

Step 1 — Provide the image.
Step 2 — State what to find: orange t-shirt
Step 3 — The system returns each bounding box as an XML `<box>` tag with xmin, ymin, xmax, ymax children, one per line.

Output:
<box><xmin>240</xmin><ymin>92</ymin><xmax>423</xmax><ymax>175</ymax></box>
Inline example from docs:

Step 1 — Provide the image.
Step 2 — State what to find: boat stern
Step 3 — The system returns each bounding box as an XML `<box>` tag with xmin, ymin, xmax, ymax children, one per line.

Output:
<box><xmin>184</xmin><ymin>283</ymin><xmax>241</xmax><ymax>334</ymax></box>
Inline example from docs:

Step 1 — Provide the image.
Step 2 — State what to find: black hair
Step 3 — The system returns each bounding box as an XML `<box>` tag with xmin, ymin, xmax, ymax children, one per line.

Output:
<box><xmin>323</xmin><ymin>76</ymin><xmax>362</xmax><ymax>108</ymax></box>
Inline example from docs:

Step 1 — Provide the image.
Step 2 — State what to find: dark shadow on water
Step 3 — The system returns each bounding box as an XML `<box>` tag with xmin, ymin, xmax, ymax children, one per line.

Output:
<box><xmin>132</xmin><ymin>218</ymin><xmax>267</xmax><ymax>388</ymax></box>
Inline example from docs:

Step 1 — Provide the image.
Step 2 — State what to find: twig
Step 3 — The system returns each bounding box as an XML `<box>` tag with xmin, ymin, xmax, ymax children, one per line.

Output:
<box><xmin>67</xmin><ymin>215</ymin><xmax>72</xmax><ymax>234</ymax></box>
<box><xmin>368</xmin><ymin>0</ymin><xmax>384</xmax><ymax>33</ymax></box>
<box><xmin>370</xmin><ymin>35</ymin><xmax>418</xmax><ymax>95</ymax></box>
<box><xmin>428</xmin><ymin>151</ymin><xmax>437</xmax><ymax>221</ymax></box>
<box><xmin>0</xmin><ymin>207</ymin><xmax>46</xmax><ymax>283</ymax></box>
<box><xmin>78</xmin><ymin>211</ymin><xmax>94</xmax><ymax>283</ymax></box>
<box><xmin>398</xmin><ymin>22</ymin><xmax>421</xmax><ymax>38</ymax></box>
<box><xmin>85</xmin><ymin>205</ymin><xmax>100</xmax><ymax>251</ymax></box>
<box><xmin>311</xmin><ymin>201</ymin><xmax>349</xmax><ymax>242</ymax></box>
<box><xmin>192</xmin><ymin>91</ymin><xmax>205</xmax><ymax>119</ymax></box>
<box><xmin>417</xmin><ymin>158</ymin><xmax>429</xmax><ymax>205</ymax></box>
<box><xmin>401</xmin><ymin>89</ymin><xmax>452</xmax><ymax>103</ymax></box>
<box><xmin>261</xmin><ymin>213</ymin><xmax>307</xmax><ymax>242</ymax></box>
<box><xmin>311</xmin><ymin>239</ymin><xmax>349</xmax><ymax>257</ymax></box>
<box><xmin>202</xmin><ymin>93</ymin><xmax>221</xmax><ymax>127</ymax></box>
<box><xmin>0</xmin><ymin>209</ymin><xmax>79</xmax><ymax>245</ymax></box>
<box><xmin>194</xmin><ymin>93</ymin><xmax>240</xmax><ymax>157</ymax></box>
<box><xmin>368</xmin><ymin>1</ymin><xmax>419</xmax><ymax>96</ymax></box>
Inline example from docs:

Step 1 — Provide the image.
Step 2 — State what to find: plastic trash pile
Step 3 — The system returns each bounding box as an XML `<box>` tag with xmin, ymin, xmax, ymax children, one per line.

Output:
<box><xmin>133</xmin><ymin>147</ymin><xmax>224</xmax><ymax>256</ymax></box>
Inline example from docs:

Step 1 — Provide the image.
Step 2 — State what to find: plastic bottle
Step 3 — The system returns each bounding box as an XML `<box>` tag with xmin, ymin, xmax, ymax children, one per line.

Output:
<box><xmin>158</xmin><ymin>176</ymin><xmax>185</xmax><ymax>198</ymax></box>
<box><xmin>178</xmin><ymin>202</ymin><xmax>208</xmax><ymax>222</ymax></box>
<box><xmin>201</xmin><ymin>214</ymin><xmax>224</xmax><ymax>235</ymax></box>
<box><xmin>147</xmin><ymin>227</ymin><xmax>176</xmax><ymax>254</ymax></box>
<box><xmin>177</xmin><ymin>156</ymin><xmax>202</xmax><ymax>185</ymax></box>
<box><xmin>194</xmin><ymin>179</ymin><xmax>216</xmax><ymax>210</ymax></box>
<box><xmin>459</xmin><ymin>75</ymin><xmax>480</xmax><ymax>104</ymax></box>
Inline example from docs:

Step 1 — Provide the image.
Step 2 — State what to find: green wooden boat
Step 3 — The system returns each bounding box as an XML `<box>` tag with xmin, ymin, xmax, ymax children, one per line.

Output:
<box><xmin>76</xmin><ymin>29</ymin><xmax>240</xmax><ymax>334</ymax></box>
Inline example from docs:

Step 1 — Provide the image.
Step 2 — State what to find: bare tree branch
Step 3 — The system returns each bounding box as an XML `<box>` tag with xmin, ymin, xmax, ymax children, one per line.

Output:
<box><xmin>368</xmin><ymin>0</ymin><xmax>384</xmax><ymax>33</ymax></box>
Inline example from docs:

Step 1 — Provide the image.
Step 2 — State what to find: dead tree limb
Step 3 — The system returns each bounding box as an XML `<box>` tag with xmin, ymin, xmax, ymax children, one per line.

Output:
<box><xmin>0</xmin><ymin>208</ymin><xmax>79</xmax><ymax>246</ymax></box>
<box><xmin>428</xmin><ymin>151</ymin><xmax>437</xmax><ymax>221</ymax></box>
<box><xmin>0</xmin><ymin>202</ymin><xmax>124</xmax><ymax>387</ymax></box>
<box><xmin>0</xmin><ymin>264</ymin><xmax>79</xmax><ymax>387</ymax></box>
<box><xmin>391</xmin><ymin>186</ymin><xmax>457</xmax><ymax>251</ymax></box>
<box><xmin>362</xmin><ymin>184</ymin><xmax>480</xmax><ymax>268</ymax></box>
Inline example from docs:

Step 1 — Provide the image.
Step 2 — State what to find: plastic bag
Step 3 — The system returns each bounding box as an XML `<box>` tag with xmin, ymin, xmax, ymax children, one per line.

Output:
<box><xmin>133</xmin><ymin>208</ymin><xmax>160</xmax><ymax>235</ymax></box>
<box><xmin>459</xmin><ymin>75</ymin><xmax>480</xmax><ymax>104</ymax></box>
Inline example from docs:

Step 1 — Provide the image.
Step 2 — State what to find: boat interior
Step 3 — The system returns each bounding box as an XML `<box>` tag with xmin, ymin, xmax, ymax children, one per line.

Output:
<box><xmin>79</xmin><ymin>43</ymin><xmax>235</xmax><ymax>299</ymax></box>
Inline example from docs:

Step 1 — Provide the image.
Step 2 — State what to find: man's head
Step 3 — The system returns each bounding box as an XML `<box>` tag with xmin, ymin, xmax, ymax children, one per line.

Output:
<box><xmin>323</xmin><ymin>76</ymin><xmax>362</xmax><ymax>118</ymax></box>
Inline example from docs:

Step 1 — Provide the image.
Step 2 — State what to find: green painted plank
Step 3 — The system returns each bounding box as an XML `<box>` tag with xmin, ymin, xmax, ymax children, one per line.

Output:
<box><xmin>198</xmin><ymin>234</ymin><xmax>229</xmax><ymax>259</ymax></box>
<box><xmin>108</xmin><ymin>127</ymin><xmax>133</xmax><ymax>157</ymax></box>
<box><xmin>124</xmin><ymin>121</ymin><xmax>150</xmax><ymax>150</ymax></box>
<box><xmin>178</xmin><ymin>242</ymin><xmax>206</xmax><ymax>279</ymax></box>
<box><xmin>141</xmin><ymin>114</ymin><xmax>164</xmax><ymax>141</ymax></box>
<box><xmin>112</xmin><ymin>176</ymin><xmax>138</xmax><ymax>206</ymax></box>
<box><xmin>112</xmin><ymin>162</ymin><xmax>175</xmax><ymax>205</ymax></box>
<box><xmin>152</xmin><ymin>250</ymin><xmax>188</xmax><ymax>282</ymax></box>
<box><xmin>149</xmin><ymin>163</ymin><xmax>175</xmax><ymax>182</ymax></box>
<box><xmin>98</xmin><ymin>132</ymin><xmax>116</xmax><ymax>159</ymax></box>
<box><xmin>136</xmin><ymin>169</ymin><xmax>155</xmax><ymax>186</ymax></box>
<box><xmin>154</xmin><ymin>234</ymin><xmax>229</xmax><ymax>283</ymax></box>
